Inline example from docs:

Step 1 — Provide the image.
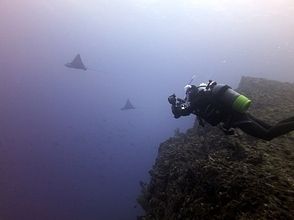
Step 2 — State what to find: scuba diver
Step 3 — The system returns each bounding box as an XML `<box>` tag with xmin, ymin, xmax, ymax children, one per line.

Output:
<box><xmin>168</xmin><ymin>80</ymin><xmax>294</xmax><ymax>141</ymax></box>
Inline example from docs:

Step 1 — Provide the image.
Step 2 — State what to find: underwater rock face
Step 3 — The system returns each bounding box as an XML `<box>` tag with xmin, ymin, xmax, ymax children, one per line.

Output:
<box><xmin>138</xmin><ymin>77</ymin><xmax>294</xmax><ymax>220</ymax></box>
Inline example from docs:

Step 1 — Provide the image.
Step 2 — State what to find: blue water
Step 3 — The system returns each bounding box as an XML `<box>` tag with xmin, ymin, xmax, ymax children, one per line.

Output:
<box><xmin>0</xmin><ymin>1</ymin><xmax>294</xmax><ymax>219</ymax></box>
<box><xmin>0</xmin><ymin>64</ymin><xmax>193</xmax><ymax>219</ymax></box>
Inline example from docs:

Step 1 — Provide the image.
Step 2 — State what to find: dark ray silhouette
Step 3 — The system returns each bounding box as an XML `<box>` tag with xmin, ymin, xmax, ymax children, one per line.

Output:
<box><xmin>65</xmin><ymin>54</ymin><xmax>87</xmax><ymax>71</ymax></box>
<box><xmin>121</xmin><ymin>99</ymin><xmax>135</xmax><ymax>110</ymax></box>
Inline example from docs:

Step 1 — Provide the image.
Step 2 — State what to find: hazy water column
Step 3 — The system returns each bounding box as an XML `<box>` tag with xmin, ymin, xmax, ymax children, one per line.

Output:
<box><xmin>0</xmin><ymin>0</ymin><xmax>294</xmax><ymax>220</ymax></box>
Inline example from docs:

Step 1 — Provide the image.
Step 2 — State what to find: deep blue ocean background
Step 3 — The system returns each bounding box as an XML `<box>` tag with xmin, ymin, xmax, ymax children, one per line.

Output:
<box><xmin>0</xmin><ymin>1</ymin><xmax>293</xmax><ymax>219</ymax></box>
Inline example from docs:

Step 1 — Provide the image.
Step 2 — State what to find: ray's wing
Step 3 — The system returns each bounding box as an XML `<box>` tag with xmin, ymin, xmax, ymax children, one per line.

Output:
<box><xmin>121</xmin><ymin>99</ymin><xmax>135</xmax><ymax>110</ymax></box>
<box><xmin>66</xmin><ymin>54</ymin><xmax>87</xmax><ymax>70</ymax></box>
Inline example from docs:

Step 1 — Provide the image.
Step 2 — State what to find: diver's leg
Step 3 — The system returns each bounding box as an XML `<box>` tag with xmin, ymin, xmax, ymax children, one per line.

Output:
<box><xmin>230</xmin><ymin>113</ymin><xmax>270</xmax><ymax>140</ymax></box>
<box><xmin>232</xmin><ymin>112</ymin><xmax>294</xmax><ymax>140</ymax></box>
<box><xmin>266</xmin><ymin>121</ymin><xmax>294</xmax><ymax>140</ymax></box>
<box><xmin>237</xmin><ymin>119</ymin><xmax>294</xmax><ymax>141</ymax></box>
<box><xmin>247</xmin><ymin>114</ymin><xmax>294</xmax><ymax>128</ymax></box>
<box><xmin>276</xmin><ymin>116</ymin><xmax>294</xmax><ymax>124</ymax></box>
<box><xmin>237</xmin><ymin>121</ymin><xmax>271</xmax><ymax>140</ymax></box>
<box><xmin>247</xmin><ymin>114</ymin><xmax>272</xmax><ymax>129</ymax></box>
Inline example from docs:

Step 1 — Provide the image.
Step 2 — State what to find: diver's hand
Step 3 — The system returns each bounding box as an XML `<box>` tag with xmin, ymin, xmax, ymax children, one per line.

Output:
<box><xmin>168</xmin><ymin>94</ymin><xmax>176</xmax><ymax>105</ymax></box>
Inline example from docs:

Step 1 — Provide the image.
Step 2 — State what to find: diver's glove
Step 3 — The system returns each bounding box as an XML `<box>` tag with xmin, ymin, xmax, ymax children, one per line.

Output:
<box><xmin>168</xmin><ymin>94</ymin><xmax>177</xmax><ymax>105</ymax></box>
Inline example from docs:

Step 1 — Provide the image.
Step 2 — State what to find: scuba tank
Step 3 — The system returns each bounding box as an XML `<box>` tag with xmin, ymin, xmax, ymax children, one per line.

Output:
<box><xmin>210</xmin><ymin>84</ymin><xmax>251</xmax><ymax>113</ymax></box>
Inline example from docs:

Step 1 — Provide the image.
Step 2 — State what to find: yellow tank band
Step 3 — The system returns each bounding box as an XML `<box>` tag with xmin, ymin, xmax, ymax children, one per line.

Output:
<box><xmin>232</xmin><ymin>95</ymin><xmax>251</xmax><ymax>113</ymax></box>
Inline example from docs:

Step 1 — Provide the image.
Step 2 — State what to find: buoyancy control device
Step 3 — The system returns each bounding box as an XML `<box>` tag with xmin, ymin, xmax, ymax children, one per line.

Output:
<box><xmin>210</xmin><ymin>83</ymin><xmax>251</xmax><ymax>113</ymax></box>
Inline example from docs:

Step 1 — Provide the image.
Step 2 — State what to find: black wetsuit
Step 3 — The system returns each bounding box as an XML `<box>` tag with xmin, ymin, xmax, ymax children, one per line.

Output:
<box><xmin>169</xmin><ymin>85</ymin><xmax>294</xmax><ymax>141</ymax></box>
<box><xmin>231</xmin><ymin>113</ymin><xmax>294</xmax><ymax>141</ymax></box>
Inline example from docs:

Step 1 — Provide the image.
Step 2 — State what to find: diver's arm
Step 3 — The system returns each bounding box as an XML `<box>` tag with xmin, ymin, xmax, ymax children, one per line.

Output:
<box><xmin>171</xmin><ymin>103</ymin><xmax>192</xmax><ymax>118</ymax></box>
<box><xmin>176</xmin><ymin>98</ymin><xmax>185</xmax><ymax>104</ymax></box>
<box><xmin>169</xmin><ymin>94</ymin><xmax>192</xmax><ymax>118</ymax></box>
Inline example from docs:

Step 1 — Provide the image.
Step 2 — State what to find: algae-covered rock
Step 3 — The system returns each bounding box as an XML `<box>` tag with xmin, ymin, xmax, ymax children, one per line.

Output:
<box><xmin>138</xmin><ymin>77</ymin><xmax>294</xmax><ymax>220</ymax></box>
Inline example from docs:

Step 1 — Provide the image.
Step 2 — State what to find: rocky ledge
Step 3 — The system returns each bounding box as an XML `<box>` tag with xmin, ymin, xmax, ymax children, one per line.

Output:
<box><xmin>138</xmin><ymin>76</ymin><xmax>294</xmax><ymax>220</ymax></box>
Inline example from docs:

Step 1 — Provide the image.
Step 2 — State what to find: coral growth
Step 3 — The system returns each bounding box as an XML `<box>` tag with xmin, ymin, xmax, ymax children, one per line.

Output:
<box><xmin>138</xmin><ymin>77</ymin><xmax>294</xmax><ymax>220</ymax></box>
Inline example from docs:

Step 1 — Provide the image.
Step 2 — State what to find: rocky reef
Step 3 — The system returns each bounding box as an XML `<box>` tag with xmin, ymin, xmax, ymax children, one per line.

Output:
<box><xmin>138</xmin><ymin>77</ymin><xmax>294</xmax><ymax>220</ymax></box>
